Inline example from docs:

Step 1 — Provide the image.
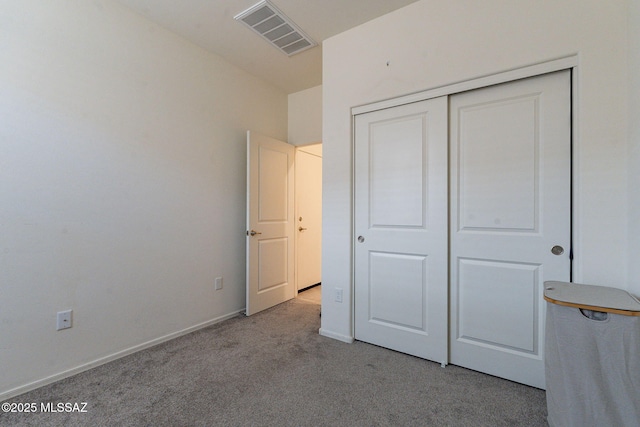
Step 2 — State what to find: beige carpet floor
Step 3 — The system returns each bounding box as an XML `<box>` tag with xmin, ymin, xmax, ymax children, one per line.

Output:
<box><xmin>0</xmin><ymin>293</ymin><xmax>547</xmax><ymax>426</ymax></box>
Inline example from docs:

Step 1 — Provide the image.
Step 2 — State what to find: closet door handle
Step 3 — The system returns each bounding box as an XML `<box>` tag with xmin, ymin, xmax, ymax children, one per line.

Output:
<box><xmin>248</xmin><ymin>230</ymin><xmax>262</xmax><ymax>236</ymax></box>
<box><xmin>298</xmin><ymin>227</ymin><xmax>307</xmax><ymax>232</ymax></box>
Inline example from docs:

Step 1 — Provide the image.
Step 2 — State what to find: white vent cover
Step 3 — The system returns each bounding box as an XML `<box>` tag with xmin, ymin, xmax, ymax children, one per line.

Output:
<box><xmin>234</xmin><ymin>0</ymin><xmax>317</xmax><ymax>56</ymax></box>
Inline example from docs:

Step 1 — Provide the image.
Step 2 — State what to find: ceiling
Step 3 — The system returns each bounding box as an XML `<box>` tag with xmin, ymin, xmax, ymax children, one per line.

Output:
<box><xmin>116</xmin><ymin>0</ymin><xmax>419</xmax><ymax>94</ymax></box>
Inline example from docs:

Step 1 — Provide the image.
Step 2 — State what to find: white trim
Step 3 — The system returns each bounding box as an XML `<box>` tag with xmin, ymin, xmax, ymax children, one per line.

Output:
<box><xmin>0</xmin><ymin>310</ymin><xmax>243</xmax><ymax>401</ymax></box>
<box><xmin>571</xmin><ymin>65</ymin><xmax>582</xmax><ymax>282</ymax></box>
<box><xmin>319</xmin><ymin>328</ymin><xmax>354</xmax><ymax>343</ymax></box>
<box><xmin>350</xmin><ymin>117</ymin><xmax>357</xmax><ymax>340</ymax></box>
<box><xmin>352</xmin><ymin>55</ymin><xmax>578</xmax><ymax>116</ymax></box>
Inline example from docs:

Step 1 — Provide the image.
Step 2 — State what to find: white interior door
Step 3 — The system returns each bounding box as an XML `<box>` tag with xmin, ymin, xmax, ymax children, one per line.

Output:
<box><xmin>354</xmin><ymin>97</ymin><xmax>448</xmax><ymax>363</ymax></box>
<box><xmin>295</xmin><ymin>144</ymin><xmax>322</xmax><ymax>292</ymax></box>
<box><xmin>246</xmin><ymin>131</ymin><xmax>295</xmax><ymax>316</ymax></box>
<box><xmin>449</xmin><ymin>71</ymin><xmax>571</xmax><ymax>388</ymax></box>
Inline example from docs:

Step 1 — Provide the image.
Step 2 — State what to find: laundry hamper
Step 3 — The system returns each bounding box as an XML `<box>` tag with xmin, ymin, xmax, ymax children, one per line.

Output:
<box><xmin>544</xmin><ymin>281</ymin><xmax>640</xmax><ymax>427</ymax></box>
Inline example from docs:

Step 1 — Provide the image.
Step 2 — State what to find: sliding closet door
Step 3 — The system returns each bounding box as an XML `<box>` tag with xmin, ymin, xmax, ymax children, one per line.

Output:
<box><xmin>354</xmin><ymin>97</ymin><xmax>448</xmax><ymax>364</ymax></box>
<box><xmin>449</xmin><ymin>71</ymin><xmax>571</xmax><ymax>388</ymax></box>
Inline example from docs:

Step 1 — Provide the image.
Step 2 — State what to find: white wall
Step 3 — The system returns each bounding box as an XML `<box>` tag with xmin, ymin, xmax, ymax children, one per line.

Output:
<box><xmin>288</xmin><ymin>85</ymin><xmax>322</xmax><ymax>146</ymax></box>
<box><xmin>0</xmin><ymin>0</ymin><xmax>287</xmax><ymax>398</ymax></box>
<box><xmin>321</xmin><ymin>0</ymin><xmax>633</xmax><ymax>340</ymax></box>
<box><xmin>629</xmin><ymin>0</ymin><xmax>640</xmax><ymax>297</ymax></box>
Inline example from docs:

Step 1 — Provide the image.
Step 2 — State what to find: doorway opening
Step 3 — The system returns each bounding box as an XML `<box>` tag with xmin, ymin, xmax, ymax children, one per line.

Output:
<box><xmin>295</xmin><ymin>143</ymin><xmax>322</xmax><ymax>304</ymax></box>
<box><xmin>245</xmin><ymin>132</ymin><xmax>322</xmax><ymax>315</ymax></box>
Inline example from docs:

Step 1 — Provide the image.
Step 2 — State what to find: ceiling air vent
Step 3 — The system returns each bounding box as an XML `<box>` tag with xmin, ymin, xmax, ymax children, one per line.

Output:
<box><xmin>234</xmin><ymin>0</ymin><xmax>317</xmax><ymax>56</ymax></box>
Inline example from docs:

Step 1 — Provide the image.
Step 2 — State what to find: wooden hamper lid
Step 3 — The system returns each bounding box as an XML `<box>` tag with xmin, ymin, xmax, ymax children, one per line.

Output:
<box><xmin>544</xmin><ymin>281</ymin><xmax>640</xmax><ymax>317</ymax></box>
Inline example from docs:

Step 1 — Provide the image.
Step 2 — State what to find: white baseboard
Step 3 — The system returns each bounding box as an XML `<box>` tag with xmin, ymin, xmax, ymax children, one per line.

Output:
<box><xmin>0</xmin><ymin>310</ymin><xmax>243</xmax><ymax>402</ymax></box>
<box><xmin>319</xmin><ymin>328</ymin><xmax>354</xmax><ymax>343</ymax></box>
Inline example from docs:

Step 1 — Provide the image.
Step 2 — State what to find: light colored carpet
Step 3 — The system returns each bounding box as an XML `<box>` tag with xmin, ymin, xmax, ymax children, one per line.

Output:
<box><xmin>0</xmin><ymin>296</ymin><xmax>547</xmax><ymax>426</ymax></box>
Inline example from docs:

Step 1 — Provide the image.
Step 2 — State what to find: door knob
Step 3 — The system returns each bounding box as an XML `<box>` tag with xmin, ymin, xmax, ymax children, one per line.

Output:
<box><xmin>298</xmin><ymin>227</ymin><xmax>307</xmax><ymax>232</ymax></box>
<box><xmin>248</xmin><ymin>230</ymin><xmax>262</xmax><ymax>236</ymax></box>
<box><xmin>551</xmin><ymin>245</ymin><xmax>564</xmax><ymax>255</ymax></box>
<box><xmin>357</xmin><ymin>236</ymin><xmax>365</xmax><ymax>243</ymax></box>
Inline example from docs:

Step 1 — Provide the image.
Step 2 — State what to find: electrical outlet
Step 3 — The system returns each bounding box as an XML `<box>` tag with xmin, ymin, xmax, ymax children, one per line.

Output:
<box><xmin>215</xmin><ymin>277</ymin><xmax>223</xmax><ymax>290</ymax></box>
<box><xmin>56</xmin><ymin>309</ymin><xmax>72</xmax><ymax>330</ymax></box>
<box><xmin>335</xmin><ymin>288</ymin><xmax>343</xmax><ymax>303</ymax></box>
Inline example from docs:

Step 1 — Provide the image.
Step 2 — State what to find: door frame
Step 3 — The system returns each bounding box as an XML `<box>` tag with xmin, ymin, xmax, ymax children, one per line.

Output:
<box><xmin>350</xmin><ymin>54</ymin><xmax>579</xmax><ymax>340</ymax></box>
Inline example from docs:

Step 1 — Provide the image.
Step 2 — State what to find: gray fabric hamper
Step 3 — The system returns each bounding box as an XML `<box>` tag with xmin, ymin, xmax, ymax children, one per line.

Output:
<box><xmin>544</xmin><ymin>281</ymin><xmax>640</xmax><ymax>427</ymax></box>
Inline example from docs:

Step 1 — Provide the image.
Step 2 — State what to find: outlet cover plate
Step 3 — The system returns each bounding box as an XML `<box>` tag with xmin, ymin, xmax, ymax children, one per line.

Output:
<box><xmin>57</xmin><ymin>309</ymin><xmax>72</xmax><ymax>330</ymax></box>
